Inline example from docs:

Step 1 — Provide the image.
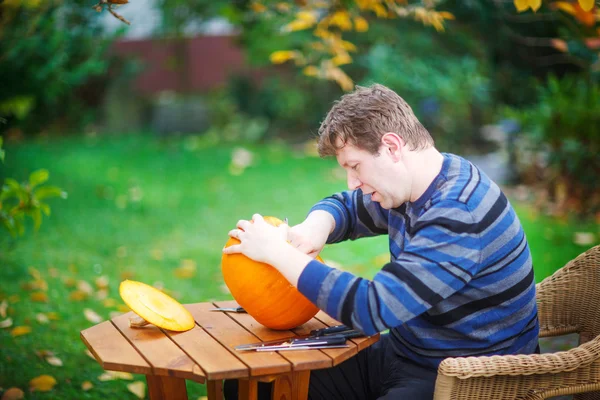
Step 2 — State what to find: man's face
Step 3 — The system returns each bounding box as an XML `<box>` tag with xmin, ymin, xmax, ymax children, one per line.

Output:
<box><xmin>335</xmin><ymin>140</ymin><xmax>411</xmax><ymax>209</ymax></box>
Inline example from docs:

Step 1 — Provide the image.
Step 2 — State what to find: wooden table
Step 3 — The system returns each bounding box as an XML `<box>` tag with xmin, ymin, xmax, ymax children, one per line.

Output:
<box><xmin>81</xmin><ymin>300</ymin><xmax>379</xmax><ymax>400</ymax></box>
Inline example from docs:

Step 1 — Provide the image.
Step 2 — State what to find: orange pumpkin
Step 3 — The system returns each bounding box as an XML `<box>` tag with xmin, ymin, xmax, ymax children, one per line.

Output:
<box><xmin>221</xmin><ymin>216</ymin><xmax>320</xmax><ymax>330</ymax></box>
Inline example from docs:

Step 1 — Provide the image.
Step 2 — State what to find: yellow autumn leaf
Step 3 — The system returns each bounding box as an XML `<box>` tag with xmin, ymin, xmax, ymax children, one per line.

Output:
<box><xmin>103</xmin><ymin>298</ymin><xmax>117</xmax><ymax>308</ymax></box>
<box><xmin>530</xmin><ymin>0</ymin><xmax>542</xmax><ymax>12</ymax></box>
<box><xmin>81</xmin><ymin>381</ymin><xmax>94</xmax><ymax>391</ymax></box>
<box><xmin>250</xmin><ymin>2</ymin><xmax>266</xmax><ymax>13</ymax></box>
<box><xmin>69</xmin><ymin>290</ymin><xmax>88</xmax><ymax>301</ymax></box>
<box><xmin>150</xmin><ymin>249</ymin><xmax>163</xmax><ymax>260</ymax></box>
<box><xmin>29</xmin><ymin>375</ymin><xmax>57</xmax><ymax>392</ymax></box>
<box><xmin>84</xmin><ymin>308</ymin><xmax>104</xmax><ymax>324</ymax></box>
<box><xmin>329</xmin><ymin>10</ymin><xmax>353</xmax><ymax>30</ymax></box>
<box><xmin>127</xmin><ymin>381</ymin><xmax>146</xmax><ymax>399</ymax></box>
<box><xmin>579</xmin><ymin>0</ymin><xmax>595</xmax><ymax>11</ymax></box>
<box><xmin>46</xmin><ymin>312</ymin><xmax>60</xmax><ymax>320</ymax></box>
<box><xmin>11</xmin><ymin>326</ymin><xmax>32</xmax><ymax>337</ymax></box>
<box><xmin>174</xmin><ymin>259</ymin><xmax>197</xmax><ymax>279</ymax></box>
<box><xmin>0</xmin><ymin>299</ymin><xmax>7</xmax><ymax>318</ymax></box>
<box><xmin>303</xmin><ymin>65</ymin><xmax>320</xmax><ymax>77</ymax></box>
<box><xmin>354</xmin><ymin>15</ymin><xmax>369</xmax><ymax>32</ymax></box>
<box><xmin>28</xmin><ymin>266</ymin><xmax>42</xmax><ymax>280</ymax></box>
<box><xmin>269</xmin><ymin>50</ymin><xmax>298</xmax><ymax>64</ymax></box>
<box><xmin>332</xmin><ymin>53</ymin><xmax>352</xmax><ymax>66</ymax></box>
<box><xmin>1</xmin><ymin>387</ymin><xmax>25</xmax><ymax>400</ymax></box>
<box><xmin>31</xmin><ymin>292</ymin><xmax>49</xmax><ymax>302</ymax></box>
<box><xmin>63</xmin><ymin>277</ymin><xmax>76</xmax><ymax>287</ymax></box>
<box><xmin>439</xmin><ymin>11</ymin><xmax>455</xmax><ymax>20</ymax></box>
<box><xmin>514</xmin><ymin>0</ymin><xmax>530</xmax><ymax>11</ymax></box>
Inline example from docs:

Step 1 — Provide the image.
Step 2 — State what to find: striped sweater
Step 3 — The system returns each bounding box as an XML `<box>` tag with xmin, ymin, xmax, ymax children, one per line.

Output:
<box><xmin>297</xmin><ymin>153</ymin><xmax>539</xmax><ymax>369</ymax></box>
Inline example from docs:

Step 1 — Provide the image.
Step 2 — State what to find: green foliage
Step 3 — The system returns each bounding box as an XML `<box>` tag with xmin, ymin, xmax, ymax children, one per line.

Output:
<box><xmin>357</xmin><ymin>22</ymin><xmax>493</xmax><ymax>153</ymax></box>
<box><xmin>0</xmin><ymin>0</ymin><xmax>121</xmax><ymax>134</ymax></box>
<box><xmin>505</xmin><ymin>75</ymin><xmax>600</xmax><ymax>215</ymax></box>
<box><xmin>0</xmin><ymin>139</ymin><xmax>67</xmax><ymax>237</ymax></box>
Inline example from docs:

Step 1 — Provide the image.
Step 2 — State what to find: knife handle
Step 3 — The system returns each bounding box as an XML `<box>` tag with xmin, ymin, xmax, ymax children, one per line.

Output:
<box><xmin>310</xmin><ymin>324</ymin><xmax>351</xmax><ymax>336</ymax></box>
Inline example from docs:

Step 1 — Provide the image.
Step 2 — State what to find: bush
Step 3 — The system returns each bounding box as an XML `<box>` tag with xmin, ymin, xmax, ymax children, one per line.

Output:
<box><xmin>505</xmin><ymin>75</ymin><xmax>600</xmax><ymax>216</ymax></box>
<box><xmin>0</xmin><ymin>0</ymin><xmax>122</xmax><ymax>135</ymax></box>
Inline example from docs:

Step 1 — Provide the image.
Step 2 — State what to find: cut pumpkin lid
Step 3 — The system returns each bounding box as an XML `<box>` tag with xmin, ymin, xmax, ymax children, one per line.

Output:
<box><xmin>119</xmin><ymin>280</ymin><xmax>195</xmax><ymax>332</ymax></box>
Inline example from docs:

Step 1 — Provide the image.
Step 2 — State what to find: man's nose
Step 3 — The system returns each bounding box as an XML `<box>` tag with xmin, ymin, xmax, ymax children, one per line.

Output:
<box><xmin>347</xmin><ymin>173</ymin><xmax>361</xmax><ymax>190</ymax></box>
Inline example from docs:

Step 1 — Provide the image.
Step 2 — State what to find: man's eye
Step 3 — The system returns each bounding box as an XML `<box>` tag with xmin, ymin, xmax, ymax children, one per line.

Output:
<box><xmin>351</xmin><ymin>164</ymin><xmax>358</xmax><ymax>171</ymax></box>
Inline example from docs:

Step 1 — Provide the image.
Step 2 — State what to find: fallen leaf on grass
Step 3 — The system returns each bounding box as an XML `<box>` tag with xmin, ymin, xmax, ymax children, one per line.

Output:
<box><xmin>63</xmin><ymin>277</ymin><xmax>76</xmax><ymax>288</ymax></box>
<box><xmin>11</xmin><ymin>326</ymin><xmax>31</xmax><ymax>337</ymax></box>
<box><xmin>1</xmin><ymin>387</ymin><xmax>25</xmax><ymax>399</ymax></box>
<box><xmin>95</xmin><ymin>275</ymin><xmax>109</xmax><ymax>289</ymax></box>
<box><xmin>574</xmin><ymin>232</ymin><xmax>596</xmax><ymax>246</ymax></box>
<box><xmin>31</xmin><ymin>292</ymin><xmax>49</xmax><ymax>302</ymax></box>
<box><xmin>85</xmin><ymin>349</ymin><xmax>96</xmax><ymax>360</ymax></box>
<box><xmin>81</xmin><ymin>381</ymin><xmax>94</xmax><ymax>391</ymax></box>
<box><xmin>84</xmin><ymin>309</ymin><xmax>103</xmax><ymax>324</ymax></box>
<box><xmin>77</xmin><ymin>280</ymin><xmax>94</xmax><ymax>296</ymax></box>
<box><xmin>29</xmin><ymin>375</ymin><xmax>57</xmax><ymax>392</ymax></box>
<box><xmin>0</xmin><ymin>318</ymin><xmax>13</xmax><ymax>329</ymax></box>
<box><xmin>103</xmin><ymin>298</ymin><xmax>117</xmax><ymax>308</ymax></box>
<box><xmin>127</xmin><ymin>381</ymin><xmax>146</xmax><ymax>399</ymax></box>
<box><xmin>150</xmin><ymin>249</ymin><xmax>163</xmax><ymax>260</ymax></box>
<box><xmin>95</xmin><ymin>289</ymin><xmax>109</xmax><ymax>300</ymax></box>
<box><xmin>69</xmin><ymin>290</ymin><xmax>88</xmax><ymax>301</ymax></box>
<box><xmin>46</xmin><ymin>312</ymin><xmax>60</xmax><ymax>321</ymax></box>
<box><xmin>46</xmin><ymin>356</ymin><xmax>63</xmax><ymax>367</ymax></box>
<box><xmin>0</xmin><ymin>299</ymin><xmax>7</xmax><ymax>318</ymax></box>
<box><xmin>98</xmin><ymin>371</ymin><xmax>133</xmax><ymax>381</ymax></box>
<box><xmin>36</xmin><ymin>313</ymin><xmax>50</xmax><ymax>324</ymax></box>
<box><xmin>28</xmin><ymin>267</ymin><xmax>42</xmax><ymax>280</ymax></box>
<box><xmin>174</xmin><ymin>259</ymin><xmax>196</xmax><ymax>279</ymax></box>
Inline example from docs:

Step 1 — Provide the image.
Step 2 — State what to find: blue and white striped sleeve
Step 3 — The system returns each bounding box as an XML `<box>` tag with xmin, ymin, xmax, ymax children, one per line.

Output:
<box><xmin>309</xmin><ymin>189</ymin><xmax>389</xmax><ymax>243</ymax></box>
<box><xmin>298</xmin><ymin>200</ymin><xmax>481</xmax><ymax>336</ymax></box>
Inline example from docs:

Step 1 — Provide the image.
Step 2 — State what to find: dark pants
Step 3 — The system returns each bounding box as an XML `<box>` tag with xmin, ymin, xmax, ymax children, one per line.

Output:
<box><xmin>224</xmin><ymin>333</ymin><xmax>438</xmax><ymax>400</ymax></box>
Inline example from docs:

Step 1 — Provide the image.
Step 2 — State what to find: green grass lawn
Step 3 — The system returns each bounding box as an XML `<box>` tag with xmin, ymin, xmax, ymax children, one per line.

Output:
<box><xmin>1</xmin><ymin>133</ymin><xmax>597</xmax><ymax>399</ymax></box>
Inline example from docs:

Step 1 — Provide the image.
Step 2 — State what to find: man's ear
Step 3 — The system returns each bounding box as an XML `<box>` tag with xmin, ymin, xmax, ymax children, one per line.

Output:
<box><xmin>381</xmin><ymin>132</ymin><xmax>404</xmax><ymax>161</ymax></box>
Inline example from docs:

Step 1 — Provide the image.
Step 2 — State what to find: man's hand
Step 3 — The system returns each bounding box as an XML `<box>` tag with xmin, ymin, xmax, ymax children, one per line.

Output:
<box><xmin>223</xmin><ymin>214</ymin><xmax>289</xmax><ymax>265</ymax></box>
<box><xmin>288</xmin><ymin>210</ymin><xmax>335</xmax><ymax>258</ymax></box>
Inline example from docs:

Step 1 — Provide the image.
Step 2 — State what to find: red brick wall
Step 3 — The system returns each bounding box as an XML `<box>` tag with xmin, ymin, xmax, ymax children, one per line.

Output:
<box><xmin>111</xmin><ymin>35</ymin><xmax>258</xmax><ymax>95</ymax></box>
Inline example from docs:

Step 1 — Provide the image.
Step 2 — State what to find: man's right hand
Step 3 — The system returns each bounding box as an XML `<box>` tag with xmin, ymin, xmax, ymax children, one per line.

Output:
<box><xmin>288</xmin><ymin>210</ymin><xmax>335</xmax><ymax>259</ymax></box>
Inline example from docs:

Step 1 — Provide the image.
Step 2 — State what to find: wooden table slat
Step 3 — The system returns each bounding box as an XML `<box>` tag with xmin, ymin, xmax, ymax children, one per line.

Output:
<box><xmin>166</xmin><ymin>319</ymin><xmax>249</xmax><ymax>380</ymax></box>
<box><xmin>112</xmin><ymin>312</ymin><xmax>205</xmax><ymax>382</ymax></box>
<box><xmin>215</xmin><ymin>300</ymin><xmax>333</xmax><ymax>372</ymax></box>
<box><xmin>187</xmin><ymin>302</ymin><xmax>293</xmax><ymax>377</ymax></box>
<box><xmin>81</xmin><ymin>320</ymin><xmax>153</xmax><ymax>375</ymax></box>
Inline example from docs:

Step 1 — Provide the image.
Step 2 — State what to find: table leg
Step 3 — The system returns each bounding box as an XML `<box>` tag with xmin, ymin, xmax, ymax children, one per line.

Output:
<box><xmin>146</xmin><ymin>375</ymin><xmax>188</xmax><ymax>400</ymax></box>
<box><xmin>207</xmin><ymin>380</ymin><xmax>223</xmax><ymax>400</ymax></box>
<box><xmin>238</xmin><ymin>379</ymin><xmax>258</xmax><ymax>400</ymax></box>
<box><xmin>271</xmin><ymin>371</ymin><xmax>310</xmax><ymax>400</ymax></box>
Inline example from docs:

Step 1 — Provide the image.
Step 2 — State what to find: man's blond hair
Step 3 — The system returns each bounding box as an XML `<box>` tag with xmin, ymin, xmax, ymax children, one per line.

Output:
<box><xmin>317</xmin><ymin>84</ymin><xmax>434</xmax><ymax>156</ymax></box>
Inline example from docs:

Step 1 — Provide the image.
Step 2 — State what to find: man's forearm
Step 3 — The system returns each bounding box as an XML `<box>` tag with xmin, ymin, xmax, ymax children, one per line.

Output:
<box><xmin>269</xmin><ymin>244</ymin><xmax>314</xmax><ymax>287</ymax></box>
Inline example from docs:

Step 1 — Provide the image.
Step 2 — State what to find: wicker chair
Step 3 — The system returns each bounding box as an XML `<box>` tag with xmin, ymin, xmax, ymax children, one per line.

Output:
<box><xmin>434</xmin><ymin>244</ymin><xmax>600</xmax><ymax>400</ymax></box>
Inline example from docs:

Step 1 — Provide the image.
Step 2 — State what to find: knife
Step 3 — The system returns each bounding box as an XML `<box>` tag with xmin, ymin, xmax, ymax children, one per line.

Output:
<box><xmin>235</xmin><ymin>327</ymin><xmax>363</xmax><ymax>351</ymax></box>
<box><xmin>236</xmin><ymin>334</ymin><xmax>349</xmax><ymax>351</ymax></box>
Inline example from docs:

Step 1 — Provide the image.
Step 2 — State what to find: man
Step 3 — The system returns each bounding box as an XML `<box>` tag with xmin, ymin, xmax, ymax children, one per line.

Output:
<box><xmin>223</xmin><ymin>84</ymin><xmax>539</xmax><ymax>399</ymax></box>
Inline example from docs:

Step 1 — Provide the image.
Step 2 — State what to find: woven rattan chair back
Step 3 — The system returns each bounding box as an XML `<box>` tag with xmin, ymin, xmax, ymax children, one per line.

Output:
<box><xmin>434</xmin><ymin>245</ymin><xmax>600</xmax><ymax>400</ymax></box>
